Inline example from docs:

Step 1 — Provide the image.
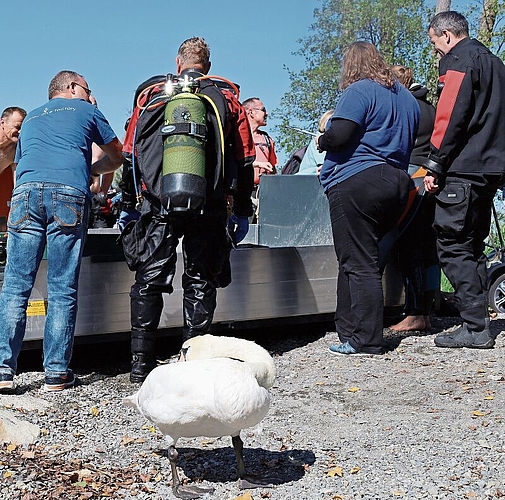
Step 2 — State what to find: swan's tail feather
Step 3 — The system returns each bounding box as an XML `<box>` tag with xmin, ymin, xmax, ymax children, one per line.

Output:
<box><xmin>122</xmin><ymin>392</ymin><xmax>139</xmax><ymax>409</ymax></box>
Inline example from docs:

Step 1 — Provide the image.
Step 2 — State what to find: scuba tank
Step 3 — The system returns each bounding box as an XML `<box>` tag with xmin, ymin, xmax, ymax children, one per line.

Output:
<box><xmin>160</xmin><ymin>86</ymin><xmax>208</xmax><ymax>214</ymax></box>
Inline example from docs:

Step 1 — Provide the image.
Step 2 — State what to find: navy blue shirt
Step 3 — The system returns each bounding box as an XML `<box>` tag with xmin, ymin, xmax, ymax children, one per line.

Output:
<box><xmin>319</xmin><ymin>79</ymin><xmax>419</xmax><ymax>192</ymax></box>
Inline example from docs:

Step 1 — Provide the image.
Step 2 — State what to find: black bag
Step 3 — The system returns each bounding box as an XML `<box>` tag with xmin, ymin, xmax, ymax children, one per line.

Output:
<box><xmin>281</xmin><ymin>146</ymin><xmax>307</xmax><ymax>175</ymax></box>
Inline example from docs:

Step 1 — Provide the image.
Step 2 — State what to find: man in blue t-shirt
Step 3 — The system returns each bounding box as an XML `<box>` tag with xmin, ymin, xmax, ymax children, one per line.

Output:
<box><xmin>0</xmin><ymin>70</ymin><xmax>124</xmax><ymax>393</ymax></box>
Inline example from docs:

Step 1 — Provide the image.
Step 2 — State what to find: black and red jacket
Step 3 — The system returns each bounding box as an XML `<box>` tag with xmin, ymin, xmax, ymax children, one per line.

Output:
<box><xmin>426</xmin><ymin>37</ymin><xmax>505</xmax><ymax>177</ymax></box>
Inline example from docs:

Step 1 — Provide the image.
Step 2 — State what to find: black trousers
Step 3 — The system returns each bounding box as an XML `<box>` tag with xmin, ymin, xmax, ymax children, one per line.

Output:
<box><xmin>395</xmin><ymin>190</ymin><xmax>440</xmax><ymax>316</ymax></box>
<box><xmin>327</xmin><ymin>164</ymin><xmax>411</xmax><ymax>353</ymax></box>
<box><xmin>434</xmin><ymin>173</ymin><xmax>505</xmax><ymax>331</ymax></box>
<box><xmin>129</xmin><ymin>199</ymin><xmax>231</xmax><ymax>340</ymax></box>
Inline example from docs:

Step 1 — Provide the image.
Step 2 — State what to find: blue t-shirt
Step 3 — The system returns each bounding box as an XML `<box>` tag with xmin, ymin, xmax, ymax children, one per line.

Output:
<box><xmin>319</xmin><ymin>79</ymin><xmax>420</xmax><ymax>192</ymax></box>
<box><xmin>15</xmin><ymin>98</ymin><xmax>117</xmax><ymax>197</ymax></box>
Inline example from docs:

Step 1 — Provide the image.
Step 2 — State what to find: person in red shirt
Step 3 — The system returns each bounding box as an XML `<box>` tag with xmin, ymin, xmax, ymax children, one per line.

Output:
<box><xmin>243</xmin><ymin>97</ymin><xmax>277</xmax><ymax>185</ymax></box>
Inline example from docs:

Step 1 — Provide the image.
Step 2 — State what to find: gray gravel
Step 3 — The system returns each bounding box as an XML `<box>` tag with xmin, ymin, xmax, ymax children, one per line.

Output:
<box><xmin>1</xmin><ymin>315</ymin><xmax>504</xmax><ymax>499</ymax></box>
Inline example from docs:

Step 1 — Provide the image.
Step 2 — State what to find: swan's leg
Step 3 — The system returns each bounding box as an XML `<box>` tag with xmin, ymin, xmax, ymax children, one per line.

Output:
<box><xmin>232</xmin><ymin>434</ymin><xmax>275</xmax><ymax>489</ymax></box>
<box><xmin>169</xmin><ymin>445</ymin><xmax>214</xmax><ymax>500</ymax></box>
<box><xmin>232</xmin><ymin>434</ymin><xmax>247</xmax><ymax>478</ymax></box>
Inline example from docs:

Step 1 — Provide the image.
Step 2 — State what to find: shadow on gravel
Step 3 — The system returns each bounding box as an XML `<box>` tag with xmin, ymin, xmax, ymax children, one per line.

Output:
<box><xmin>242</xmin><ymin>322</ymin><xmax>332</xmax><ymax>356</ymax></box>
<box><xmin>14</xmin><ymin>321</ymin><xmax>332</xmax><ymax>378</ymax></box>
<box><xmin>165</xmin><ymin>445</ymin><xmax>316</xmax><ymax>486</ymax></box>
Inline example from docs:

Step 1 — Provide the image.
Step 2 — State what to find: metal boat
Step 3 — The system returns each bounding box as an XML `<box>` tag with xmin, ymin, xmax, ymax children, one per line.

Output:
<box><xmin>0</xmin><ymin>174</ymin><xmax>405</xmax><ymax>347</ymax></box>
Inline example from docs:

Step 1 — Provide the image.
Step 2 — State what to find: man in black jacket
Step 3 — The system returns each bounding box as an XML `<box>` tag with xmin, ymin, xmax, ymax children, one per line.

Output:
<box><xmin>424</xmin><ymin>11</ymin><xmax>505</xmax><ymax>349</ymax></box>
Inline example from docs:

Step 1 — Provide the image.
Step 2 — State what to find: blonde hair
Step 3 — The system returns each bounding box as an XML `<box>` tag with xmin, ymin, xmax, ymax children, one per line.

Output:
<box><xmin>391</xmin><ymin>65</ymin><xmax>413</xmax><ymax>89</ymax></box>
<box><xmin>318</xmin><ymin>110</ymin><xmax>334</xmax><ymax>133</ymax></box>
<box><xmin>340</xmin><ymin>42</ymin><xmax>395</xmax><ymax>90</ymax></box>
<box><xmin>177</xmin><ymin>37</ymin><xmax>210</xmax><ymax>69</ymax></box>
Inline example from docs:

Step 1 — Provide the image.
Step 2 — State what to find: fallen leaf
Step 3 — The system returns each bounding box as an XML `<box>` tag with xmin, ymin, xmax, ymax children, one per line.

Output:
<box><xmin>90</xmin><ymin>406</ymin><xmax>100</xmax><ymax>416</ymax></box>
<box><xmin>6</xmin><ymin>444</ymin><xmax>16</xmax><ymax>452</ymax></box>
<box><xmin>327</xmin><ymin>466</ymin><xmax>343</xmax><ymax>477</ymax></box>
<box><xmin>121</xmin><ymin>435</ymin><xmax>136</xmax><ymax>446</ymax></box>
<box><xmin>348</xmin><ymin>387</ymin><xmax>360</xmax><ymax>393</ymax></box>
<box><xmin>484</xmin><ymin>396</ymin><xmax>494</xmax><ymax>400</ymax></box>
<box><xmin>350</xmin><ymin>466</ymin><xmax>361</xmax><ymax>474</ymax></box>
<box><xmin>234</xmin><ymin>492</ymin><xmax>254</xmax><ymax>500</ymax></box>
<box><xmin>2</xmin><ymin>471</ymin><xmax>13</xmax><ymax>479</ymax></box>
<box><xmin>472</xmin><ymin>411</ymin><xmax>488</xmax><ymax>417</ymax></box>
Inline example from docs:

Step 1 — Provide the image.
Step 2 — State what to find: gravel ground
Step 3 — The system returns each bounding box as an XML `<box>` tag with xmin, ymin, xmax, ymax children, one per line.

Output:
<box><xmin>0</xmin><ymin>315</ymin><xmax>504</xmax><ymax>500</ymax></box>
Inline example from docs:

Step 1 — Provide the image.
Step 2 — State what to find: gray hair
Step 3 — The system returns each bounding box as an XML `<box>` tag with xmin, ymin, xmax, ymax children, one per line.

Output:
<box><xmin>429</xmin><ymin>11</ymin><xmax>469</xmax><ymax>38</ymax></box>
<box><xmin>1</xmin><ymin>107</ymin><xmax>27</xmax><ymax>120</ymax></box>
<box><xmin>48</xmin><ymin>70</ymin><xmax>84</xmax><ymax>99</ymax></box>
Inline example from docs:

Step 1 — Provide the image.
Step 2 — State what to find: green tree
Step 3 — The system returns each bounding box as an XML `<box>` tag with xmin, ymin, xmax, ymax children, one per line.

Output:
<box><xmin>477</xmin><ymin>0</ymin><xmax>505</xmax><ymax>56</ymax></box>
<box><xmin>274</xmin><ymin>0</ymin><xmax>435</xmax><ymax>155</ymax></box>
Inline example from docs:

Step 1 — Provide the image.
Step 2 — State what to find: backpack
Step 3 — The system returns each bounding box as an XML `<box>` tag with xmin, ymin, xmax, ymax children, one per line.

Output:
<box><xmin>281</xmin><ymin>146</ymin><xmax>307</xmax><ymax>175</ymax></box>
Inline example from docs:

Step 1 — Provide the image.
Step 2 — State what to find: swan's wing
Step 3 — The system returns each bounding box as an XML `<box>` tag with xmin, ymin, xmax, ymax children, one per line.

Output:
<box><xmin>134</xmin><ymin>359</ymin><xmax>270</xmax><ymax>439</ymax></box>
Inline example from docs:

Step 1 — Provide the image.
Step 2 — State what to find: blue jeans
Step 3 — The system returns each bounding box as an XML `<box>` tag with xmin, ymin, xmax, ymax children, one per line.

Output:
<box><xmin>0</xmin><ymin>183</ymin><xmax>89</xmax><ymax>377</ymax></box>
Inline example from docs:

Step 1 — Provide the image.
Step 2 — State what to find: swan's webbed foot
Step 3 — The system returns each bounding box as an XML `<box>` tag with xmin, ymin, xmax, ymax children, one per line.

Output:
<box><xmin>238</xmin><ymin>474</ymin><xmax>277</xmax><ymax>489</ymax></box>
<box><xmin>172</xmin><ymin>483</ymin><xmax>214</xmax><ymax>499</ymax></box>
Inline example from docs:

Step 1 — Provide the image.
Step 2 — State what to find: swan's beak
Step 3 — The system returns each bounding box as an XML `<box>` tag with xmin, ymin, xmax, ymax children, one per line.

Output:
<box><xmin>179</xmin><ymin>347</ymin><xmax>189</xmax><ymax>362</ymax></box>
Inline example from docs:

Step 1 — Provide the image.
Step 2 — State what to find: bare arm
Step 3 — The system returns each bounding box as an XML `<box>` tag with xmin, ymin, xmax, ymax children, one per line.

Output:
<box><xmin>91</xmin><ymin>137</ymin><xmax>123</xmax><ymax>175</ymax></box>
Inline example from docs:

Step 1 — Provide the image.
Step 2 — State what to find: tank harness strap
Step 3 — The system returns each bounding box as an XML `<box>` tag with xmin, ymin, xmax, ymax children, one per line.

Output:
<box><xmin>160</xmin><ymin>122</ymin><xmax>207</xmax><ymax>141</ymax></box>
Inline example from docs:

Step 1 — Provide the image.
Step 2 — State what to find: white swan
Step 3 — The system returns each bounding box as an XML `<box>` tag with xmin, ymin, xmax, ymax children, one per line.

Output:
<box><xmin>123</xmin><ymin>334</ymin><xmax>276</xmax><ymax>499</ymax></box>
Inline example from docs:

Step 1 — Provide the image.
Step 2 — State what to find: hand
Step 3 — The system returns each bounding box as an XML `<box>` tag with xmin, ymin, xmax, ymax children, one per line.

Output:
<box><xmin>118</xmin><ymin>209</ymin><xmax>140</xmax><ymax>231</ymax></box>
<box><xmin>254</xmin><ymin>161</ymin><xmax>275</xmax><ymax>175</ymax></box>
<box><xmin>227</xmin><ymin>213</ymin><xmax>249</xmax><ymax>245</ymax></box>
<box><xmin>423</xmin><ymin>172</ymin><xmax>439</xmax><ymax>193</ymax></box>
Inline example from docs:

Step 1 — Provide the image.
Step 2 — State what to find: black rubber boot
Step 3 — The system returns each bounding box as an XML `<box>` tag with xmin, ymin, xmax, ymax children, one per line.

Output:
<box><xmin>130</xmin><ymin>329</ymin><xmax>157</xmax><ymax>383</ymax></box>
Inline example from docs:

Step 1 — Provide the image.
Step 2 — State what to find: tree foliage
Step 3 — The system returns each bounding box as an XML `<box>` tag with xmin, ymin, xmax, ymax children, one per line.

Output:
<box><xmin>273</xmin><ymin>0</ymin><xmax>435</xmax><ymax>155</ymax></box>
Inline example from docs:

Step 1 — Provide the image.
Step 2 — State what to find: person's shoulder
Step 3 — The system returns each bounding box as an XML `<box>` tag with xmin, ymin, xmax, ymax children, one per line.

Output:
<box><xmin>133</xmin><ymin>75</ymin><xmax>165</xmax><ymax>105</ymax></box>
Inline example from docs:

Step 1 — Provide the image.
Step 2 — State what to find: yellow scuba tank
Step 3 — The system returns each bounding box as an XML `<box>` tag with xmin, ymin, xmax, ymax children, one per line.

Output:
<box><xmin>160</xmin><ymin>92</ymin><xmax>207</xmax><ymax>214</ymax></box>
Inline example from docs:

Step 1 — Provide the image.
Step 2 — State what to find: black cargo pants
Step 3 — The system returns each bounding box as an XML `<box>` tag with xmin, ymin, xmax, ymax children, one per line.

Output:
<box><xmin>434</xmin><ymin>173</ymin><xmax>505</xmax><ymax>331</ymax></box>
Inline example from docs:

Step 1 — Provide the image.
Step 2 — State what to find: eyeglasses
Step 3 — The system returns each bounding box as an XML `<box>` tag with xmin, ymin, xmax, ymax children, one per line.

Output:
<box><xmin>251</xmin><ymin>107</ymin><xmax>267</xmax><ymax>113</ymax></box>
<box><xmin>72</xmin><ymin>82</ymin><xmax>92</xmax><ymax>97</ymax></box>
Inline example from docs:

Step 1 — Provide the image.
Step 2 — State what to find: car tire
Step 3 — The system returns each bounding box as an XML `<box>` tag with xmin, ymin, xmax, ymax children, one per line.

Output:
<box><xmin>489</xmin><ymin>272</ymin><xmax>505</xmax><ymax>314</ymax></box>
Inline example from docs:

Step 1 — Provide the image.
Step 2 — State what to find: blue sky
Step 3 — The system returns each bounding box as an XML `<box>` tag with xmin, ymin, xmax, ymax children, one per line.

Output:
<box><xmin>2</xmin><ymin>0</ymin><xmax>470</xmax><ymax>163</ymax></box>
<box><xmin>1</xmin><ymin>0</ymin><xmax>318</xmax><ymax>163</ymax></box>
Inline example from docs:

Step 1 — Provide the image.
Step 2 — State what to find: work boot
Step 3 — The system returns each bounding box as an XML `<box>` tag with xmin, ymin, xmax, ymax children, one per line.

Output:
<box><xmin>130</xmin><ymin>353</ymin><xmax>157</xmax><ymax>383</ymax></box>
<box><xmin>434</xmin><ymin>322</ymin><xmax>495</xmax><ymax>349</ymax></box>
<box><xmin>130</xmin><ymin>329</ymin><xmax>157</xmax><ymax>383</ymax></box>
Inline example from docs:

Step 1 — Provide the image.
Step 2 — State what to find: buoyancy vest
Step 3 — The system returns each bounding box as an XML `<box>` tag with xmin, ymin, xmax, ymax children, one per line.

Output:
<box><xmin>123</xmin><ymin>71</ymin><xmax>254</xmax><ymax>215</ymax></box>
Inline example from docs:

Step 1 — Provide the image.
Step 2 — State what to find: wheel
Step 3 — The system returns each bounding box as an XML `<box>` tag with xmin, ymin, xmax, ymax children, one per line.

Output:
<box><xmin>489</xmin><ymin>272</ymin><xmax>505</xmax><ymax>313</ymax></box>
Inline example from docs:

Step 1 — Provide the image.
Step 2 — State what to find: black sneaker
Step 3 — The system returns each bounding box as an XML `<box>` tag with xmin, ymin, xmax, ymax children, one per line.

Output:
<box><xmin>434</xmin><ymin>323</ymin><xmax>495</xmax><ymax>349</ymax></box>
<box><xmin>44</xmin><ymin>369</ymin><xmax>75</xmax><ymax>392</ymax></box>
<box><xmin>0</xmin><ymin>372</ymin><xmax>14</xmax><ymax>393</ymax></box>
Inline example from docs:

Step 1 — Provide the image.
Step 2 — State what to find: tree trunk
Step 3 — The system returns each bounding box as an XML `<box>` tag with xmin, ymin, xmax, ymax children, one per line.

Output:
<box><xmin>478</xmin><ymin>0</ymin><xmax>498</xmax><ymax>47</ymax></box>
<box><xmin>435</xmin><ymin>0</ymin><xmax>451</xmax><ymax>14</ymax></box>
